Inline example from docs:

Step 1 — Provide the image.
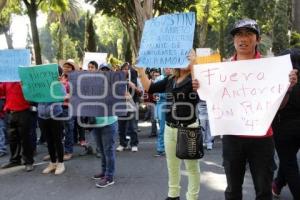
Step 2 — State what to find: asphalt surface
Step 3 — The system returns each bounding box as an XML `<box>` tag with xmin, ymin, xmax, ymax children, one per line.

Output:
<box><xmin>0</xmin><ymin>121</ymin><xmax>295</xmax><ymax>200</ymax></box>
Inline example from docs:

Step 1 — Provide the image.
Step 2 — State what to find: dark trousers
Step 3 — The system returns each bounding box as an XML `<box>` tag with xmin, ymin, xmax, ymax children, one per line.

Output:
<box><xmin>222</xmin><ymin>136</ymin><xmax>275</xmax><ymax>200</ymax></box>
<box><xmin>39</xmin><ymin>118</ymin><xmax>64</xmax><ymax>163</ymax></box>
<box><xmin>274</xmin><ymin>129</ymin><xmax>300</xmax><ymax>200</ymax></box>
<box><xmin>30</xmin><ymin>111</ymin><xmax>38</xmax><ymax>151</ymax></box>
<box><xmin>7</xmin><ymin>110</ymin><xmax>34</xmax><ymax>165</ymax></box>
<box><xmin>74</xmin><ymin>117</ymin><xmax>86</xmax><ymax>143</ymax></box>
<box><xmin>118</xmin><ymin>112</ymin><xmax>138</xmax><ymax>147</ymax></box>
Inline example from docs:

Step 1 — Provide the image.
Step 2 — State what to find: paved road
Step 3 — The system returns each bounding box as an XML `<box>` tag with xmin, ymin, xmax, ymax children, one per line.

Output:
<box><xmin>0</xmin><ymin>122</ymin><xmax>295</xmax><ymax>200</ymax></box>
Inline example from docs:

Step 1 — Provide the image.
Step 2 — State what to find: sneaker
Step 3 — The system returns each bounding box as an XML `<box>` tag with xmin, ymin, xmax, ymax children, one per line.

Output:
<box><xmin>131</xmin><ymin>146</ymin><xmax>138</xmax><ymax>152</ymax></box>
<box><xmin>206</xmin><ymin>143</ymin><xmax>213</xmax><ymax>150</ymax></box>
<box><xmin>96</xmin><ymin>176</ymin><xmax>115</xmax><ymax>188</ymax></box>
<box><xmin>63</xmin><ymin>153</ymin><xmax>72</xmax><ymax>161</ymax></box>
<box><xmin>43</xmin><ymin>155</ymin><xmax>50</xmax><ymax>161</ymax></box>
<box><xmin>42</xmin><ymin>162</ymin><xmax>56</xmax><ymax>174</ymax></box>
<box><xmin>92</xmin><ymin>173</ymin><xmax>105</xmax><ymax>180</ymax></box>
<box><xmin>1</xmin><ymin>162</ymin><xmax>22</xmax><ymax>169</ymax></box>
<box><xmin>79</xmin><ymin>140</ymin><xmax>87</xmax><ymax>146</ymax></box>
<box><xmin>154</xmin><ymin>151</ymin><xmax>165</xmax><ymax>157</ymax></box>
<box><xmin>55</xmin><ymin>163</ymin><xmax>65</xmax><ymax>175</ymax></box>
<box><xmin>25</xmin><ymin>164</ymin><xmax>34</xmax><ymax>172</ymax></box>
<box><xmin>272</xmin><ymin>181</ymin><xmax>282</xmax><ymax>198</ymax></box>
<box><xmin>0</xmin><ymin>152</ymin><xmax>7</xmax><ymax>157</ymax></box>
<box><xmin>116</xmin><ymin>145</ymin><xmax>125</xmax><ymax>152</ymax></box>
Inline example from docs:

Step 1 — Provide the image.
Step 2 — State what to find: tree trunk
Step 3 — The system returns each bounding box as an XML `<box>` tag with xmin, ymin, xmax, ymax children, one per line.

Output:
<box><xmin>57</xmin><ymin>27</ymin><xmax>64</xmax><ymax>60</ymax></box>
<box><xmin>133</xmin><ymin>0</ymin><xmax>153</xmax><ymax>54</ymax></box>
<box><xmin>4</xmin><ymin>30</ymin><xmax>13</xmax><ymax>49</ymax></box>
<box><xmin>292</xmin><ymin>0</ymin><xmax>300</xmax><ymax>32</ymax></box>
<box><xmin>25</xmin><ymin>1</ymin><xmax>42</xmax><ymax>64</ymax></box>
<box><xmin>0</xmin><ymin>0</ymin><xmax>7</xmax><ymax>12</ymax></box>
<box><xmin>199</xmin><ymin>1</ymin><xmax>210</xmax><ymax>47</ymax></box>
<box><xmin>219</xmin><ymin>21</ymin><xmax>225</xmax><ymax>59</ymax></box>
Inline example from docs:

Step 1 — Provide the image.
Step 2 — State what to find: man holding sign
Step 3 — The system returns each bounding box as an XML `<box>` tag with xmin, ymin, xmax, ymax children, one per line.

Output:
<box><xmin>192</xmin><ymin>19</ymin><xmax>298</xmax><ymax>200</ymax></box>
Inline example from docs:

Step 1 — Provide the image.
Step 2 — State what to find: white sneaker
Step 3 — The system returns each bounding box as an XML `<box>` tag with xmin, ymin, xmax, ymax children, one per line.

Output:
<box><xmin>116</xmin><ymin>145</ymin><xmax>125</xmax><ymax>152</ymax></box>
<box><xmin>55</xmin><ymin>162</ymin><xmax>65</xmax><ymax>175</ymax></box>
<box><xmin>131</xmin><ymin>146</ymin><xmax>138</xmax><ymax>152</ymax></box>
<box><xmin>42</xmin><ymin>162</ymin><xmax>56</xmax><ymax>174</ymax></box>
<box><xmin>207</xmin><ymin>143</ymin><xmax>213</xmax><ymax>150</ymax></box>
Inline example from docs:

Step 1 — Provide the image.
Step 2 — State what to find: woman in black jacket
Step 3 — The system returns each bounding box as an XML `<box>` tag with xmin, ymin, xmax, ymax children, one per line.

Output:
<box><xmin>272</xmin><ymin>48</ymin><xmax>300</xmax><ymax>199</ymax></box>
<box><xmin>138</xmin><ymin>62</ymin><xmax>200</xmax><ymax>200</ymax></box>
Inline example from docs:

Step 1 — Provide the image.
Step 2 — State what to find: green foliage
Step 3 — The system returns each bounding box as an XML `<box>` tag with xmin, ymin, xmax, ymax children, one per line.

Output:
<box><xmin>109</xmin><ymin>56</ymin><xmax>122</xmax><ymax>70</ymax></box>
<box><xmin>272</xmin><ymin>0</ymin><xmax>289</xmax><ymax>55</ymax></box>
<box><xmin>94</xmin><ymin>15</ymin><xmax>125</xmax><ymax>57</ymax></box>
<box><xmin>65</xmin><ymin>14</ymin><xmax>86</xmax><ymax>59</ymax></box>
<box><xmin>86</xmin><ymin>15</ymin><xmax>97</xmax><ymax>52</ymax></box>
<box><xmin>87</xmin><ymin>0</ymin><xmax>195</xmax><ymax>59</ymax></box>
<box><xmin>0</xmin><ymin>0</ymin><xmax>22</xmax><ymax>34</ymax></box>
<box><xmin>47</xmin><ymin>22</ymin><xmax>79</xmax><ymax>61</ymax></box>
<box><xmin>290</xmin><ymin>31</ymin><xmax>300</xmax><ymax>48</ymax></box>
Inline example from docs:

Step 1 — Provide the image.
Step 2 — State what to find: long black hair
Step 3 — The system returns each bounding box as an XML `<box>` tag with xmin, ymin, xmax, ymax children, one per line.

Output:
<box><xmin>279</xmin><ymin>48</ymin><xmax>300</xmax><ymax>71</ymax></box>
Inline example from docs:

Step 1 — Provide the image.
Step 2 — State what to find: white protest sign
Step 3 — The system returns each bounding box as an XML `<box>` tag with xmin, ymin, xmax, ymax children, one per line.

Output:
<box><xmin>82</xmin><ymin>52</ymin><xmax>107</xmax><ymax>70</ymax></box>
<box><xmin>196</xmin><ymin>48</ymin><xmax>212</xmax><ymax>56</ymax></box>
<box><xmin>194</xmin><ymin>55</ymin><xmax>292</xmax><ymax>136</ymax></box>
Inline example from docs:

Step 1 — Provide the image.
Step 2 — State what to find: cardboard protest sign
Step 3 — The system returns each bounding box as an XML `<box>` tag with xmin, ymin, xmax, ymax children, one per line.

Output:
<box><xmin>69</xmin><ymin>71</ymin><xmax>127</xmax><ymax>117</ymax></box>
<box><xmin>82</xmin><ymin>52</ymin><xmax>107</xmax><ymax>70</ymax></box>
<box><xmin>18</xmin><ymin>64</ymin><xmax>65</xmax><ymax>102</ymax></box>
<box><xmin>0</xmin><ymin>49</ymin><xmax>30</xmax><ymax>82</ymax></box>
<box><xmin>137</xmin><ymin>12</ymin><xmax>195</xmax><ymax>68</ymax></box>
<box><xmin>194</xmin><ymin>55</ymin><xmax>292</xmax><ymax>136</ymax></box>
<box><xmin>195</xmin><ymin>53</ymin><xmax>221</xmax><ymax>64</ymax></box>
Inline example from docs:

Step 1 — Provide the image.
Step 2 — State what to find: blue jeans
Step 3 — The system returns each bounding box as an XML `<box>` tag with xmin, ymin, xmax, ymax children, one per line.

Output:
<box><xmin>200</xmin><ymin>119</ymin><xmax>214</xmax><ymax>145</ymax></box>
<box><xmin>93</xmin><ymin>122</ymin><xmax>118</xmax><ymax>177</ymax></box>
<box><xmin>0</xmin><ymin>117</ymin><xmax>7</xmax><ymax>153</ymax></box>
<box><xmin>156</xmin><ymin>102</ymin><xmax>167</xmax><ymax>152</ymax></box>
<box><xmin>62</xmin><ymin>108</ymin><xmax>74</xmax><ymax>154</ymax></box>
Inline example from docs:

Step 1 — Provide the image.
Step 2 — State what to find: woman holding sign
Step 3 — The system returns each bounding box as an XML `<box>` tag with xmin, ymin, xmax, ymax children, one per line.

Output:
<box><xmin>38</xmin><ymin>66</ymin><xmax>66</xmax><ymax>175</ymax></box>
<box><xmin>137</xmin><ymin>60</ymin><xmax>201</xmax><ymax>200</ymax></box>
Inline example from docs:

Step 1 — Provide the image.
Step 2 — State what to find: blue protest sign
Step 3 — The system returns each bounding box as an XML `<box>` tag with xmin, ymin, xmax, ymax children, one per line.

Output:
<box><xmin>137</xmin><ymin>12</ymin><xmax>195</xmax><ymax>68</ymax></box>
<box><xmin>0</xmin><ymin>49</ymin><xmax>31</xmax><ymax>81</ymax></box>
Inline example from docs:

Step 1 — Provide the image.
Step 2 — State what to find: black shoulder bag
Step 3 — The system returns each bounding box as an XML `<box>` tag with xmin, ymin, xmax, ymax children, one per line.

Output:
<box><xmin>176</xmin><ymin>126</ymin><xmax>204</xmax><ymax>160</ymax></box>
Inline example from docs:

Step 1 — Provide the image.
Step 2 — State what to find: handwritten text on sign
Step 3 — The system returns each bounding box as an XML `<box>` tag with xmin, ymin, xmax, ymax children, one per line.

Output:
<box><xmin>0</xmin><ymin>49</ymin><xmax>30</xmax><ymax>82</ymax></box>
<box><xmin>18</xmin><ymin>64</ymin><xmax>65</xmax><ymax>102</ymax></box>
<box><xmin>194</xmin><ymin>55</ymin><xmax>293</xmax><ymax>136</ymax></box>
<box><xmin>137</xmin><ymin>12</ymin><xmax>195</xmax><ymax>68</ymax></box>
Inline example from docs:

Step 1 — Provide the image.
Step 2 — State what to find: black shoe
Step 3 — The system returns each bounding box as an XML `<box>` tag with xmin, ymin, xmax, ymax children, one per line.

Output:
<box><xmin>0</xmin><ymin>152</ymin><xmax>7</xmax><ymax>157</ymax></box>
<box><xmin>25</xmin><ymin>164</ymin><xmax>34</xmax><ymax>172</ymax></box>
<box><xmin>165</xmin><ymin>197</ymin><xmax>180</xmax><ymax>200</ymax></box>
<box><xmin>154</xmin><ymin>151</ymin><xmax>165</xmax><ymax>157</ymax></box>
<box><xmin>1</xmin><ymin>162</ymin><xmax>22</xmax><ymax>169</ymax></box>
<box><xmin>148</xmin><ymin>134</ymin><xmax>157</xmax><ymax>138</ymax></box>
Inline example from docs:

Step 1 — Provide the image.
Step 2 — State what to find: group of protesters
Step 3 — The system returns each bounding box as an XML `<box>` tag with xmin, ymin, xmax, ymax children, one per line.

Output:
<box><xmin>0</xmin><ymin>18</ymin><xmax>299</xmax><ymax>200</ymax></box>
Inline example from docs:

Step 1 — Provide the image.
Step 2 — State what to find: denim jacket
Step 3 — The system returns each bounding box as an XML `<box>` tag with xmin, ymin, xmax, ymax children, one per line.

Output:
<box><xmin>38</xmin><ymin>103</ymin><xmax>63</xmax><ymax>119</ymax></box>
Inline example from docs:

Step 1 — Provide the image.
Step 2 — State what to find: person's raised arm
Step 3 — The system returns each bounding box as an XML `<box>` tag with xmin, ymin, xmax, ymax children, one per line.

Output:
<box><xmin>136</xmin><ymin>67</ymin><xmax>151</xmax><ymax>92</ymax></box>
